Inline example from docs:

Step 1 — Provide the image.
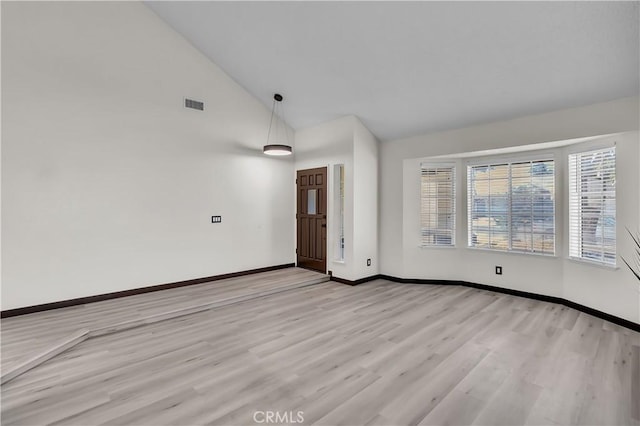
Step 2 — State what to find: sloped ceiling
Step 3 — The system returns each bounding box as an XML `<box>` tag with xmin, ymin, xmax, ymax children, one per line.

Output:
<box><xmin>147</xmin><ymin>1</ymin><xmax>639</xmax><ymax>141</ymax></box>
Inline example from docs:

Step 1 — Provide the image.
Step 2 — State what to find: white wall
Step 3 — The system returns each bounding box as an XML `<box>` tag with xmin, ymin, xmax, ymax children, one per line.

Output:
<box><xmin>1</xmin><ymin>2</ymin><xmax>295</xmax><ymax>310</ymax></box>
<box><xmin>294</xmin><ymin>116</ymin><xmax>355</xmax><ymax>280</ymax></box>
<box><xmin>3</xmin><ymin>2</ymin><xmax>636</xmax><ymax>325</ymax></box>
<box><xmin>562</xmin><ymin>133</ymin><xmax>640</xmax><ymax>322</ymax></box>
<box><xmin>294</xmin><ymin>116</ymin><xmax>379</xmax><ymax>281</ymax></box>
<box><xmin>381</xmin><ymin>97</ymin><xmax>640</xmax><ymax>323</ymax></box>
<box><xmin>353</xmin><ymin>118</ymin><xmax>379</xmax><ymax>277</ymax></box>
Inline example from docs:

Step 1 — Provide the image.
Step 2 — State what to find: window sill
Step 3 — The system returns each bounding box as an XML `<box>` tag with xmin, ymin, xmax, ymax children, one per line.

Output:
<box><xmin>419</xmin><ymin>244</ymin><xmax>457</xmax><ymax>249</ymax></box>
<box><xmin>566</xmin><ymin>257</ymin><xmax>619</xmax><ymax>270</ymax></box>
<box><xmin>465</xmin><ymin>246</ymin><xmax>558</xmax><ymax>259</ymax></box>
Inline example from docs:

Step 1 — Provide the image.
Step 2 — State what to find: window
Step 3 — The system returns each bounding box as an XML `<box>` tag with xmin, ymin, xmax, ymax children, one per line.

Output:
<box><xmin>467</xmin><ymin>159</ymin><xmax>555</xmax><ymax>255</ymax></box>
<box><xmin>569</xmin><ymin>147</ymin><xmax>616</xmax><ymax>266</ymax></box>
<box><xmin>421</xmin><ymin>164</ymin><xmax>455</xmax><ymax>246</ymax></box>
<box><xmin>334</xmin><ymin>164</ymin><xmax>345</xmax><ymax>261</ymax></box>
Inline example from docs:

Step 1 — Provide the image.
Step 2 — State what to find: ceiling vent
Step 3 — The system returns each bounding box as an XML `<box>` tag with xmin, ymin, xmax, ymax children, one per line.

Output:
<box><xmin>185</xmin><ymin>98</ymin><xmax>204</xmax><ymax>111</ymax></box>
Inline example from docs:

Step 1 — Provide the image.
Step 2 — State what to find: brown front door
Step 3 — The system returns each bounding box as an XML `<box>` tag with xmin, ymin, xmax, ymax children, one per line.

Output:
<box><xmin>297</xmin><ymin>167</ymin><xmax>327</xmax><ymax>273</ymax></box>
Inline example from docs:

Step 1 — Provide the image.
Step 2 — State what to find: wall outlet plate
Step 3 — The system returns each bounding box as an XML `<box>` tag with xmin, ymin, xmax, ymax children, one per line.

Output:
<box><xmin>211</xmin><ymin>216</ymin><xmax>222</xmax><ymax>223</ymax></box>
<box><xmin>367</xmin><ymin>258</ymin><xmax>371</xmax><ymax>266</ymax></box>
<box><xmin>495</xmin><ymin>266</ymin><xmax>502</xmax><ymax>275</ymax></box>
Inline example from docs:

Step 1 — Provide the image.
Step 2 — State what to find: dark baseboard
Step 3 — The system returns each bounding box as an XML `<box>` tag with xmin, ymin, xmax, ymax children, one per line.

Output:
<box><xmin>334</xmin><ymin>273</ymin><xmax>640</xmax><ymax>333</ymax></box>
<box><xmin>330</xmin><ymin>274</ymin><xmax>381</xmax><ymax>286</ymax></box>
<box><xmin>1</xmin><ymin>263</ymin><xmax>295</xmax><ymax>318</ymax></box>
<box><xmin>465</xmin><ymin>281</ymin><xmax>639</xmax><ymax>332</ymax></box>
<box><xmin>559</xmin><ymin>298</ymin><xmax>640</xmax><ymax>333</ymax></box>
<box><xmin>4</xmin><ymin>266</ymin><xmax>638</xmax><ymax>333</ymax></box>
<box><xmin>458</xmin><ymin>280</ymin><xmax>566</xmax><ymax>305</ymax></box>
<box><xmin>377</xmin><ymin>275</ymin><xmax>461</xmax><ymax>286</ymax></box>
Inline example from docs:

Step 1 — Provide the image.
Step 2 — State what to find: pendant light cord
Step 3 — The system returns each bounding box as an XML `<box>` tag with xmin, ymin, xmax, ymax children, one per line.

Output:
<box><xmin>280</xmin><ymin>101</ymin><xmax>290</xmax><ymax>146</ymax></box>
<box><xmin>266</xmin><ymin>97</ymin><xmax>277</xmax><ymax>145</ymax></box>
<box><xmin>265</xmin><ymin>94</ymin><xmax>291</xmax><ymax>151</ymax></box>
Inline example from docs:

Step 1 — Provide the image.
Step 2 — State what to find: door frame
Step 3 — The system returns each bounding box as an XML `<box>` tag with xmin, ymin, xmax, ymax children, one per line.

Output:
<box><xmin>296</xmin><ymin>166</ymin><xmax>328</xmax><ymax>273</ymax></box>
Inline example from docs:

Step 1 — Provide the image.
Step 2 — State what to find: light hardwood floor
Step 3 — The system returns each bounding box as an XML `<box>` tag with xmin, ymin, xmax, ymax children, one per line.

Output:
<box><xmin>1</xmin><ymin>267</ymin><xmax>325</xmax><ymax>372</ymax></box>
<box><xmin>2</xmin><ymin>273</ymin><xmax>639</xmax><ymax>425</ymax></box>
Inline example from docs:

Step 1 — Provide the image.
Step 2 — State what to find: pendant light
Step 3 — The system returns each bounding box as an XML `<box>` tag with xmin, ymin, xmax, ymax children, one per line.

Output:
<box><xmin>263</xmin><ymin>93</ymin><xmax>293</xmax><ymax>156</ymax></box>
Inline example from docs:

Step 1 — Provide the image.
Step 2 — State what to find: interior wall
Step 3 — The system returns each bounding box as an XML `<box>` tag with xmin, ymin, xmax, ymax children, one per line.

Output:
<box><xmin>562</xmin><ymin>133</ymin><xmax>640</xmax><ymax>322</ymax></box>
<box><xmin>353</xmin><ymin>118</ymin><xmax>380</xmax><ymax>278</ymax></box>
<box><xmin>2</xmin><ymin>1</ymin><xmax>637</xmax><ymax>325</ymax></box>
<box><xmin>1</xmin><ymin>1</ymin><xmax>295</xmax><ymax>310</ymax></box>
<box><xmin>294</xmin><ymin>116</ymin><xmax>355</xmax><ymax>280</ymax></box>
<box><xmin>381</xmin><ymin>97</ymin><xmax>640</xmax><ymax>323</ymax></box>
<box><xmin>294</xmin><ymin>115</ymin><xmax>380</xmax><ymax>281</ymax></box>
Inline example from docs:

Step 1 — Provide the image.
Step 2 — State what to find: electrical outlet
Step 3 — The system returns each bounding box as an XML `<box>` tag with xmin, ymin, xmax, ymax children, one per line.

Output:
<box><xmin>495</xmin><ymin>266</ymin><xmax>502</xmax><ymax>275</ymax></box>
<box><xmin>211</xmin><ymin>216</ymin><xmax>222</xmax><ymax>223</ymax></box>
<box><xmin>367</xmin><ymin>258</ymin><xmax>371</xmax><ymax>266</ymax></box>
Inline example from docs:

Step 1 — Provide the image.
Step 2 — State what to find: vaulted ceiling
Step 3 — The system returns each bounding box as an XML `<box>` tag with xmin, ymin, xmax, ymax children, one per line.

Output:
<box><xmin>147</xmin><ymin>1</ymin><xmax>639</xmax><ymax>141</ymax></box>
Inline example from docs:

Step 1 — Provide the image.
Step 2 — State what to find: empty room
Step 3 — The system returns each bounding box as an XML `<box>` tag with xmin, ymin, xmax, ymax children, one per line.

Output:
<box><xmin>1</xmin><ymin>1</ymin><xmax>639</xmax><ymax>425</ymax></box>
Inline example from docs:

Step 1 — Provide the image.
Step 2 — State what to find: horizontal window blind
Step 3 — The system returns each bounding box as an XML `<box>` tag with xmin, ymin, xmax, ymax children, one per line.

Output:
<box><xmin>569</xmin><ymin>147</ymin><xmax>616</xmax><ymax>266</ymax></box>
<box><xmin>467</xmin><ymin>159</ymin><xmax>555</xmax><ymax>255</ymax></box>
<box><xmin>421</xmin><ymin>165</ymin><xmax>455</xmax><ymax>246</ymax></box>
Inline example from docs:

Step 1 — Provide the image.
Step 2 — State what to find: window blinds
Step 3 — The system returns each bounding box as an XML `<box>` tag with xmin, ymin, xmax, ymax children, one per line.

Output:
<box><xmin>420</xmin><ymin>165</ymin><xmax>455</xmax><ymax>246</ymax></box>
<box><xmin>568</xmin><ymin>147</ymin><xmax>616</xmax><ymax>266</ymax></box>
<box><xmin>467</xmin><ymin>159</ymin><xmax>555</xmax><ymax>255</ymax></box>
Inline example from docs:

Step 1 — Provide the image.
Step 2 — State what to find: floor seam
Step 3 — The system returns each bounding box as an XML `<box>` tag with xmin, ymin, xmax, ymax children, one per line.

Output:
<box><xmin>0</xmin><ymin>275</ymin><xmax>329</xmax><ymax>385</ymax></box>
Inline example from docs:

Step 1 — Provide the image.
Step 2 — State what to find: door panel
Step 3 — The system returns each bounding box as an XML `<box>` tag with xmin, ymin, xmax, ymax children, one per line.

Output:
<box><xmin>297</xmin><ymin>167</ymin><xmax>327</xmax><ymax>273</ymax></box>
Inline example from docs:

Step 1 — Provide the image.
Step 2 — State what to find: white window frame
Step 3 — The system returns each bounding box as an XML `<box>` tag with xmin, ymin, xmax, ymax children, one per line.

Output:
<box><xmin>333</xmin><ymin>164</ymin><xmax>345</xmax><ymax>262</ymax></box>
<box><xmin>420</xmin><ymin>163</ymin><xmax>456</xmax><ymax>247</ymax></box>
<box><xmin>467</xmin><ymin>156</ymin><xmax>556</xmax><ymax>255</ymax></box>
<box><xmin>568</xmin><ymin>146</ymin><xmax>616</xmax><ymax>267</ymax></box>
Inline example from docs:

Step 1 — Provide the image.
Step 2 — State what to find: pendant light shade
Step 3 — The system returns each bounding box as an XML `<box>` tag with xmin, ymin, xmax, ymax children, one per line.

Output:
<box><xmin>263</xmin><ymin>144</ymin><xmax>292</xmax><ymax>156</ymax></box>
<box><xmin>264</xmin><ymin>93</ymin><xmax>293</xmax><ymax>156</ymax></box>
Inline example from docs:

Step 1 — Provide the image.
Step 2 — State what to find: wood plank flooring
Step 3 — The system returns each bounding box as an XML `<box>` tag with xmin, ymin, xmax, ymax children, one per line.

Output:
<box><xmin>1</xmin><ymin>268</ymin><xmax>325</xmax><ymax>372</ymax></box>
<box><xmin>2</xmin><ymin>275</ymin><xmax>639</xmax><ymax>425</ymax></box>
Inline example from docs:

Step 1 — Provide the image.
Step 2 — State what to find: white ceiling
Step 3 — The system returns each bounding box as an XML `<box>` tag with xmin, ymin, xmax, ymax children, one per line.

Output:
<box><xmin>146</xmin><ymin>1</ymin><xmax>639</xmax><ymax>142</ymax></box>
